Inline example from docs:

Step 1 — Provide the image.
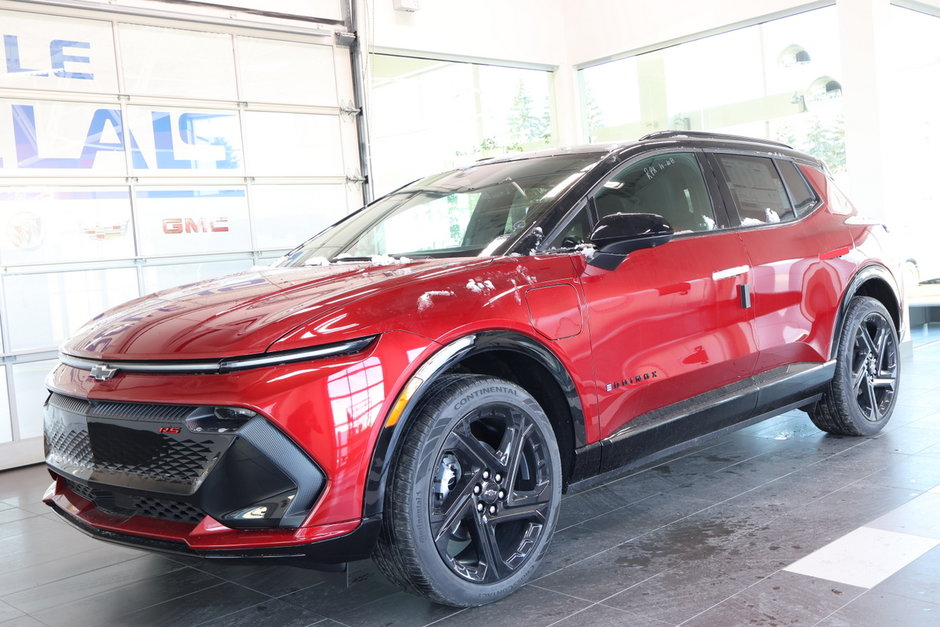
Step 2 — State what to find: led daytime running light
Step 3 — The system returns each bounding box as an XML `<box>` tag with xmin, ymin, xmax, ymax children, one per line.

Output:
<box><xmin>59</xmin><ymin>336</ymin><xmax>377</xmax><ymax>376</ymax></box>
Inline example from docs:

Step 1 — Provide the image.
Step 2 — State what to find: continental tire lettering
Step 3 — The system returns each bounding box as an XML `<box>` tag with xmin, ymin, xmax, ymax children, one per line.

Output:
<box><xmin>453</xmin><ymin>386</ymin><xmax>518</xmax><ymax>410</ymax></box>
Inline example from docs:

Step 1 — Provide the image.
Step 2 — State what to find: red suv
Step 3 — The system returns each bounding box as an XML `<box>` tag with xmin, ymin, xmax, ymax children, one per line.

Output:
<box><xmin>43</xmin><ymin>131</ymin><xmax>904</xmax><ymax>607</ymax></box>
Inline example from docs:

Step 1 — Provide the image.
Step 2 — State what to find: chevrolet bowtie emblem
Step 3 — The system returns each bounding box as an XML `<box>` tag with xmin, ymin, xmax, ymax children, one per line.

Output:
<box><xmin>89</xmin><ymin>364</ymin><xmax>118</xmax><ymax>381</ymax></box>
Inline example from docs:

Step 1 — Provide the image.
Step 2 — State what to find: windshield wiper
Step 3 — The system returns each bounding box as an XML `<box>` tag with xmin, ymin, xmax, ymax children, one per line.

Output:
<box><xmin>332</xmin><ymin>256</ymin><xmax>376</xmax><ymax>262</ymax></box>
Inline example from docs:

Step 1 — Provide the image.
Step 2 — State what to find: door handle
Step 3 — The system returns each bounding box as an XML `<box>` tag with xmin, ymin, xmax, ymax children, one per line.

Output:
<box><xmin>712</xmin><ymin>265</ymin><xmax>750</xmax><ymax>281</ymax></box>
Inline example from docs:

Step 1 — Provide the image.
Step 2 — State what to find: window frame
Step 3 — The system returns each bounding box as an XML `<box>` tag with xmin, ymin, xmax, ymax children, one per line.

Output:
<box><xmin>539</xmin><ymin>148</ymin><xmax>733</xmax><ymax>251</ymax></box>
<box><xmin>775</xmin><ymin>159</ymin><xmax>821</xmax><ymax>217</ymax></box>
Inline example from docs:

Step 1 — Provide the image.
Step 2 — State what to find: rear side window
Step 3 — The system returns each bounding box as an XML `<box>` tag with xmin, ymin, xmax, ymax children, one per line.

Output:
<box><xmin>776</xmin><ymin>160</ymin><xmax>818</xmax><ymax>216</ymax></box>
<box><xmin>716</xmin><ymin>155</ymin><xmax>794</xmax><ymax>226</ymax></box>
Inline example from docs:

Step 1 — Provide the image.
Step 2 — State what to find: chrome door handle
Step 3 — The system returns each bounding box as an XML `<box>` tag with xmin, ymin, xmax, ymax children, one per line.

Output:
<box><xmin>711</xmin><ymin>265</ymin><xmax>750</xmax><ymax>281</ymax></box>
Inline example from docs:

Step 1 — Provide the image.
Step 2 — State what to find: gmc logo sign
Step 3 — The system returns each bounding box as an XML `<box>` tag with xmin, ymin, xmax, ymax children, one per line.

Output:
<box><xmin>162</xmin><ymin>217</ymin><xmax>229</xmax><ymax>234</ymax></box>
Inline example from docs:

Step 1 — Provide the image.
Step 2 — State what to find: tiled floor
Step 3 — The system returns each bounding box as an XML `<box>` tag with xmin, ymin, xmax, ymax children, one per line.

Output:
<box><xmin>4</xmin><ymin>326</ymin><xmax>940</xmax><ymax>626</ymax></box>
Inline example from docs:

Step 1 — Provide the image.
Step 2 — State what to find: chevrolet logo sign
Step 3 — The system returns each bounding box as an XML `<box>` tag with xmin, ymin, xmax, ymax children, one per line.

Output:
<box><xmin>89</xmin><ymin>364</ymin><xmax>118</xmax><ymax>381</ymax></box>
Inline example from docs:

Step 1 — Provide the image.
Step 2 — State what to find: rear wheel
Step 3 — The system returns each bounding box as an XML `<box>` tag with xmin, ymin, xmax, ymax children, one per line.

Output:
<box><xmin>809</xmin><ymin>296</ymin><xmax>900</xmax><ymax>436</ymax></box>
<box><xmin>373</xmin><ymin>375</ymin><xmax>561</xmax><ymax>607</ymax></box>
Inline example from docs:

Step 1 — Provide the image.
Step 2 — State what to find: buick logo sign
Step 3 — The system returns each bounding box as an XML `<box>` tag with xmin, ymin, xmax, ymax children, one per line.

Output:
<box><xmin>90</xmin><ymin>364</ymin><xmax>118</xmax><ymax>381</ymax></box>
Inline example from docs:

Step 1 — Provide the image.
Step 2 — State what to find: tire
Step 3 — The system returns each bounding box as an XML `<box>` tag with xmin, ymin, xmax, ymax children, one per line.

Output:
<box><xmin>809</xmin><ymin>296</ymin><xmax>900</xmax><ymax>436</ymax></box>
<box><xmin>372</xmin><ymin>375</ymin><xmax>562</xmax><ymax>607</ymax></box>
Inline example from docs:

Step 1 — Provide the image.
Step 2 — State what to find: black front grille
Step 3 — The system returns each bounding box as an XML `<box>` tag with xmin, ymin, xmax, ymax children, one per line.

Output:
<box><xmin>44</xmin><ymin>393</ymin><xmax>233</xmax><ymax>495</ymax></box>
<box><xmin>135</xmin><ymin>496</ymin><xmax>205</xmax><ymax>524</ymax></box>
<box><xmin>64</xmin><ymin>479</ymin><xmax>205</xmax><ymax>525</ymax></box>
<box><xmin>45</xmin><ymin>392</ymin><xmax>325</xmax><ymax>531</ymax></box>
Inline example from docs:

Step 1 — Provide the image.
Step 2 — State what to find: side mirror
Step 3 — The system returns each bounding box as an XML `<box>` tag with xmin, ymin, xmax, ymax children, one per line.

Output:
<box><xmin>588</xmin><ymin>212</ymin><xmax>674</xmax><ymax>270</ymax></box>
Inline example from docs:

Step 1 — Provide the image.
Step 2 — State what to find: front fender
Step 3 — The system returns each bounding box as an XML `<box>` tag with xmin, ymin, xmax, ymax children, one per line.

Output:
<box><xmin>362</xmin><ymin>330</ymin><xmax>586</xmax><ymax>519</ymax></box>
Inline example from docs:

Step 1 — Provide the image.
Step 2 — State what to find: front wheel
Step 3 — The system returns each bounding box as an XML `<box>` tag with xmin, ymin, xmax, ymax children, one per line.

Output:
<box><xmin>809</xmin><ymin>296</ymin><xmax>900</xmax><ymax>436</ymax></box>
<box><xmin>373</xmin><ymin>375</ymin><xmax>562</xmax><ymax>607</ymax></box>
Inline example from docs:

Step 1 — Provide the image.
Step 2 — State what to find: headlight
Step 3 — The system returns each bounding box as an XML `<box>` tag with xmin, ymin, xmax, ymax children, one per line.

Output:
<box><xmin>58</xmin><ymin>335</ymin><xmax>377</xmax><ymax>376</ymax></box>
<box><xmin>218</xmin><ymin>336</ymin><xmax>376</xmax><ymax>371</ymax></box>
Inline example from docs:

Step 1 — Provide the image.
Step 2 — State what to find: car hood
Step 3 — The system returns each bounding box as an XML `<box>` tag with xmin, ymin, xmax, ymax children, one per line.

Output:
<box><xmin>62</xmin><ymin>258</ymin><xmax>494</xmax><ymax>361</ymax></box>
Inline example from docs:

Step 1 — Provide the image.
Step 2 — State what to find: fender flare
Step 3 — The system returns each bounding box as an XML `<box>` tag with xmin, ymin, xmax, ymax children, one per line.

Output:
<box><xmin>361</xmin><ymin>330</ymin><xmax>586</xmax><ymax>519</ymax></box>
<box><xmin>829</xmin><ymin>263</ymin><xmax>902</xmax><ymax>360</ymax></box>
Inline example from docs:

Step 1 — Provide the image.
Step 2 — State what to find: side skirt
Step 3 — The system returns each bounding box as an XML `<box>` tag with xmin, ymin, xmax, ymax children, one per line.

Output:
<box><xmin>568</xmin><ymin>360</ymin><xmax>835</xmax><ymax>489</ymax></box>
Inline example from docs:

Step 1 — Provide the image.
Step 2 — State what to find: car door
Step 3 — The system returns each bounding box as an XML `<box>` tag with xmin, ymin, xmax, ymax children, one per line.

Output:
<box><xmin>560</xmin><ymin>151</ymin><xmax>759</xmax><ymax>440</ymax></box>
<box><xmin>708</xmin><ymin>153</ymin><xmax>853</xmax><ymax>373</ymax></box>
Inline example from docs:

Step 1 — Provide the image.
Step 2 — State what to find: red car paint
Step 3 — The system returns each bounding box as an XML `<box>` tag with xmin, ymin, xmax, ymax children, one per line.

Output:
<box><xmin>43</xmin><ymin>136</ymin><xmax>905</xmax><ymax>561</ymax></box>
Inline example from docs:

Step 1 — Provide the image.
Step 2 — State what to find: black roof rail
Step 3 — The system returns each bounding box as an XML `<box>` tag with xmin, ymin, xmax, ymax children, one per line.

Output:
<box><xmin>638</xmin><ymin>130</ymin><xmax>793</xmax><ymax>150</ymax></box>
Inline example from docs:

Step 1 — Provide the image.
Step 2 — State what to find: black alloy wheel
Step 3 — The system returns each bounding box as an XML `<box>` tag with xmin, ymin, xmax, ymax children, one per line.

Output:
<box><xmin>429</xmin><ymin>401</ymin><xmax>554</xmax><ymax>583</ymax></box>
<box><xmin>849</xmin><ymin>309</ymin><xmax>899</xmax><ymax>423</ymax></box>
<box><xmin>809</xmin><ymin>296</ymin><xmax>901</xmax><ymax>436</ymax></box>
<box><xmin>374</xmin><ymin>375</ymin><xmax>561</xmax><ymax>607</ymax></box>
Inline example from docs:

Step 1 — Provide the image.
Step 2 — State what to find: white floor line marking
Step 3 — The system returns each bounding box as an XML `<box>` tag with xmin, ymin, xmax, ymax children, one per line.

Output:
<box><xmin>784</xmin><ymin>526</ymin><xmax>939</xmax><ymax>589</ymax></box>
<box><xmin>867</xmin><ymin>491</ymin><xmax>940</xmax><ymax>540</ymax></box>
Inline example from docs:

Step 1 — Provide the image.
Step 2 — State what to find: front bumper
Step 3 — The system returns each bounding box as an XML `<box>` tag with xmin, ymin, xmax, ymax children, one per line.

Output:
<box><xmin>42</xmin><ymin>330</ymin><xmax>437</xmax><ymax>562</ymax></box>
<box><xmin>44</xmin><ymin>481</ymin><xmax>381</xmax><ymax>568</ymax></box>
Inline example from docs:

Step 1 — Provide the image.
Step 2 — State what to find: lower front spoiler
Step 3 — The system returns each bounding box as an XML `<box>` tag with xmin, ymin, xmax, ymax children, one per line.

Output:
<box><xmin>46</xmin><ymin>500</ymin><xmax>382</xmax><ymax>572</ymax></box>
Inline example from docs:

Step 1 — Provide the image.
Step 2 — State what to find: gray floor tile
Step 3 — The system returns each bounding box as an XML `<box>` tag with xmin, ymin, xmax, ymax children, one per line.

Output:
<box><xmin>576</xmin><ymin>493</ymin><xmax>714</xmax><ymax>541</ymax></box>
<box><xmin>9</xmin><ymin>556</ymin><xmax>192</xmax><ymax>616</ymax></box>
<box><xmin>0</xmin><ymin>601</ymin><xmax>24</xmax><ymax>624</ymax></box>
<box><xmin>0</xmin><ymin>616</ymin><xmax>46</xmax><ymax>627</ymax></box>
<box><xmin>531</xmin><ymin>523</ymin><xmax>625</xmax><ymax>578</ymax></box>
<box><xmin>0</xmin><ymin>509</ymin><xmax>38</xmax><ymax>526</ymax></box>
<box><xmin>193</xmin><ymin>598</ymin><xmax>325</xmax><ymax>627</ymax></box>
<box><xmin>785</xmin><ymin>483</ymin><xmax>920</xmax><ymax>546</ymax></box>
<box><xmin>873</xmin><ymin>544</ymin><xmax>940</xmax><ymax>604</ymax></box>
<box><xmin>682</xmin><ymin>570</ymin><xmax>866</xmax><ymax>626</ymax></box>
<box><xmin>180</xmin><ymin>558</ymin><xmax>334</xmax><ymax>598</ymax></box>
<box><xmin>435</xmin><ymin>585</ymin><xmax>589</xmax><ymax>626</ymax></box>
<box><xmin>819</xmin><ymin>591</ymin><xmax>940</xmax><ymax>626</ymax></box>
<box><xmin>549</xmin><ymin>602</ymin><xmax>671</xmax><ymax>626</ymax></box>
<box><xmin>866</xmin><ymin>425</ymin><xmax>940</xmax><ymax>455</ymax></box>
<box><xmin>533</xmin><ymin>536</ymin><xmax>681</xmax><ymax>602</ymax></box>
<box><xmin>279</xmin><ymin>560</ymin><xmax>401</xmax><ymax>619</ymax></box>
<box><xmin>0</xmin><ymin>543</ymin><xmax>143</xmax><ymax>596</ymax></box>
<box><xmin>119</xmin><ymin>582</ymin><xmax>271</xmax><ymax>627</ymax></box>
<box><xmin>557</xmin><ymin>484</ymin><xmax>653</xmax><ymax>529</ymax></box>
<box><xmin>868</xmin><ymin>492</ymin><xmax>940</xmax><ymax>539</ymax></box>
<box><xmin>601</xmin><ymin>557</ymin><xmax>772</xmax><ymax>624</ymax></box>
<box><xmin>328</xmin><ymin>591</ymin><xmax>457</xmax><ymax>626</ymax></box>
<box><xmin>867</xmin><ymin>453</ymin><xmax>940</xmax><ymax>491</ymax></box>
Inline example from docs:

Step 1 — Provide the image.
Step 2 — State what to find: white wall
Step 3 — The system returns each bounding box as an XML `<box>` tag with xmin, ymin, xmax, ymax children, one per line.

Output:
<box><xmin>366</xmin><ymin>0</ymin><xmax>940</xmax><ymax>215</ymax></box>
<box><xmin>561</xmin><ymin>0</ymin><xmax>826</xmax><ymax>65</ymax></box>
<box><xmin>365</xmin><ymin>0</ymin><xmax>569</xmax><ymax>67</ymax></box>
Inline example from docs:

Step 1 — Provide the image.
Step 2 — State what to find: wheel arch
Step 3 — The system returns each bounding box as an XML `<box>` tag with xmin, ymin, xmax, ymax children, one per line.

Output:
<box><xmin>363</xmin><ymin>330</ymin><xmax>586</xmax><ymax>520</ymax></box>
<box><xmin>830</xmin><ymin>263</ymin><xmax>903</xmax><ymax>359</ymax></box>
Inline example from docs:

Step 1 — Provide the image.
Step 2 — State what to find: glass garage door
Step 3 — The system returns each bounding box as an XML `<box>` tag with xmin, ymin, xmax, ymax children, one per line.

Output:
<box><xmin>0</xmin><ymin>5</ymin><xmax>362</xmax><ymax>468</ymax></box>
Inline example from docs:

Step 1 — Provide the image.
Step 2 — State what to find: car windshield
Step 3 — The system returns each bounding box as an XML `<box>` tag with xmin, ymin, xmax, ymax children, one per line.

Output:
<box><xmin>276</xmin><ymin>153</ymin><xmax>602</xmax><ymax>266</ymax></box>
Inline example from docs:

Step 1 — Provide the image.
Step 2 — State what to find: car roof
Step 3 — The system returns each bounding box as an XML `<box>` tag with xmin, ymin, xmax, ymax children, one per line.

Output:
<box><xmin>473</xmin><ymin>130</ymin><xmax>822</xmax><ymax>168</ymax></box>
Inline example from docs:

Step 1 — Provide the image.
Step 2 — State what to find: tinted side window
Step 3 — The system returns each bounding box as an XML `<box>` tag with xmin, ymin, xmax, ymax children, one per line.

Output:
<box><xmin>594</xmin><ymin>152</ymin><xmax>717</xmax><ymax>233</ymax></box>
<box><xmin>776</xmin><ymin>160</ymin><xmax>818</xmax><ymax>216</ymax></box>
<box><xmin>716</xmin><ymin>155</ymin><xmax>794</xmax><ymax>225</ymax></box>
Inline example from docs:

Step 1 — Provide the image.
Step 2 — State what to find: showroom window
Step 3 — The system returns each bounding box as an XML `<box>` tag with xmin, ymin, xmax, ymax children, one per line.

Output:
<box><xmin>885</xmin><ymin>6</ymin><xmax>940</xmax><ymax>300</ymax></box>
<box><xmin>579</xmin><ymin>7</ymin><xmax>845</xmax><ymax>176</ymax></box>
<box><xmin>369</xmin><ymin>54</ymin><xmax>557</xmax><ymax>196</ymax></box>
<box><xmin>0</xmin><ymin>5</ymin><xmax>362</xmax><ymax>467</ymax></box>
